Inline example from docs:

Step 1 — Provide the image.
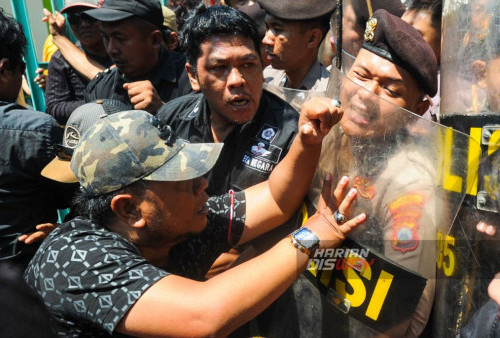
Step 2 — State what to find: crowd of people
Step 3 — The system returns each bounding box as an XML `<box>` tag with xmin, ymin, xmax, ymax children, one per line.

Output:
<box><xmin>1</xmin><ymin>0</ymin><xmax>500</xmax><ymax>337</ymax></box>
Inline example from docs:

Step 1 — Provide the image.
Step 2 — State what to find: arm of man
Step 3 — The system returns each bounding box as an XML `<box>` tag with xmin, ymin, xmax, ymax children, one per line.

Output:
<box><xmin>116</xmin><ymin>177</ymin><xmax>366</xmax><ymax>337</ymax></box>
<box><xmin>239</xmin><ymin>97</ymin><xmax>343</xmax><ymax>244</ymax></box>
<box><xmin>42</xmin><ymin>9</ymin><xmax>105</xmax><ymax>80</ymax></box>
<box><xmin>45</xmin><ymin>54</ymin><xmax>85</xmax><ymax>123</ymax></box>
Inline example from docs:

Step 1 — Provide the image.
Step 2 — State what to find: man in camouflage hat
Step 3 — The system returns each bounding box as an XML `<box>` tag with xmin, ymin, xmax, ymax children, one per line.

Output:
<box><xmin>258</xmin><ymin>0</ymin><xmax>335</xmax><ymax>91</ymax></box>
<box><xmin>24</xmin><ymin>101</ymin><xmax>367</xmax><ymax>336</ymax></box>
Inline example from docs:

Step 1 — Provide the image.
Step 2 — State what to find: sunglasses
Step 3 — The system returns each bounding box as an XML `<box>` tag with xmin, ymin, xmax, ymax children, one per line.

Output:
<box><xmin>67</xmin><ymin>12</ymin><xmax>97</xmax><ymax>26</ymax></box>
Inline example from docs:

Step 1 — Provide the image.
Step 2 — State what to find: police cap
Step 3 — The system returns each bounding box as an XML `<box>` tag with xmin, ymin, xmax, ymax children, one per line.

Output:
<box><xmin>256</xmin><ymin>0</ymin><xmax>336</xmax><ymax>20</ymax></box>
<box><xmin>362</xmin><ymin>9</ymin><xmax>438</xmax><ymax>96</ymax></box>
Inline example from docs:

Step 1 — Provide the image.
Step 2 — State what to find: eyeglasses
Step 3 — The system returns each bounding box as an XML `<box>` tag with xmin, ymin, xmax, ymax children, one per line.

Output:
<box><xmin>67</xmin><ymin>12</ymin><xmax>97</xmax><ymax>26</ymax></box>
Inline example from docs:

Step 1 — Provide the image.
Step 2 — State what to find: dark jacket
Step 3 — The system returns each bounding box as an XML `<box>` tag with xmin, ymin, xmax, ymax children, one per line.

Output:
<box><xmin>157</xmin><ymin>90</ymin><xmax>299</xmax><ymax>196</ymax></box>
<box><xmin>85</xmin><ymin>47</ymin><xmax>192</xmax><ymax>110</ymax></box>
<box><xmin>0</xmin><ymin>102</ymin><xmax>73</xmax><ymax>267</ymax></box>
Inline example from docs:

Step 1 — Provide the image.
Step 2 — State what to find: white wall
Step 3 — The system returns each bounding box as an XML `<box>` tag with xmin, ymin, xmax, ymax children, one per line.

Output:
<box><xmin>0</xmin><ymin>0</ymin><xmax>50</xmax><ymax>62</ymax></box>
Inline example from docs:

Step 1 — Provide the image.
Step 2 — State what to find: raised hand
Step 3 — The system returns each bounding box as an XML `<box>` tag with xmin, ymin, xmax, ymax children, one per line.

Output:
<box><xmin>298</xmin><ymin>97</ymin><xmax>343</xmax><ymax>145</ymax></box>
<box><xmin>304</xmin><ymin>175</ymin><xmax>366</xmax><ymax>249</ymax></box>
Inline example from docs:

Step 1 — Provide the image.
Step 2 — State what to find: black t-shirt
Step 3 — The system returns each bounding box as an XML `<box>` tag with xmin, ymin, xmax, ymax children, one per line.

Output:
<box><xmin>24</xmin><ymin>191</ymin><xmax>246</xmax><ymax>336</ymax></box>
<box><xmin>85</xmin><ymin>47</ymin><xmax>192</xmax><ymax>111</ymax></box>
<box><xmin>156</xmin><ymin>90</ymin><xmax>299</xmax><ymax>196</ymax></box>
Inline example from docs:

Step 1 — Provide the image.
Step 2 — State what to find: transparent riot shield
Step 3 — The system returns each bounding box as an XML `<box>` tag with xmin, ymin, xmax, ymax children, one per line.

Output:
<box><xmin>436</xmin><ymin>1</ymin><xmax>500</xmax><ymax>336</ymax></box>
<box><xmin>243</xmin><ymin>65</ymin><xmax>475</xmax><ymax>337</ymax></box>
<box><xmin>263</xmin><ymin>83</ymin><xmax>326</xmax><ymax>113</ymax></box>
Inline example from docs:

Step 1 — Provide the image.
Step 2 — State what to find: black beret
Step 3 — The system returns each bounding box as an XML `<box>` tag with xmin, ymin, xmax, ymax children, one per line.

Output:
<box><xmin>352</xmin><ymin>0</ymin><xmax>405</xmax><ymax>28</ymax></box>
<box><xmin>361</xmin><ymin>9</ymin><xmax>438</xmax><ymax>96</ymax></box>
<box><xmin>256</xmin><ymin>0</ymin><xmax>336</xmax><ymax>20</ymax></box>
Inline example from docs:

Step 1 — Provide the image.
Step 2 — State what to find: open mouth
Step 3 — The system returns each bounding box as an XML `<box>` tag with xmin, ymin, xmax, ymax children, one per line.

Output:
<box><xmin>231</xmin><ymin>98</ymin><xmax>249</xmax><ymax>107</ymax></box>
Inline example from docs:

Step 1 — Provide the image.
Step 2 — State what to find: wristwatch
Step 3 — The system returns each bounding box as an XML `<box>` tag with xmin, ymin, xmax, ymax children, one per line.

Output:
<box><xmin>289</xmin><ymin>227</ymin><xmax>320</xmax><ymax>256</ymax></box>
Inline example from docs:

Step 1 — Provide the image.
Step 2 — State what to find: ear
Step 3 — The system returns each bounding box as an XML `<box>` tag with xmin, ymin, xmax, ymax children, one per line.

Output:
<box><xmin>307</xmin><ymin>28</ymin><xmax>323</xmax><ymax>49</ymax></box>
<box><xmin>415</xmin><ymin>97</ymin><xmax>431</xmax><ymax>116</ymax></box>
<box><xmin>186</xmin><ymin>62</ymin><xmax>201</xmax><ymax>92</ymax></box>
<box><xmin>0</xmin><ymin>58</ymin><xmax>11</xmax><ymax>78</ymax></box>
<box><xmin>111</xmin><ymin>194</ymin><xmax>146</xmax><ymax>229</ymax></box>
<box><xmin>167</xmin><ymin>31</ymin><xmax>179</xmax><ymax>51</ymax></box>
<box><xmin>472</xmin><ymin>59</ymin><xmax>488</xmax><ymax>88</ymax></box>
<box><xmin>151</xmin><ymin>29</ymin><xmax>163</xmax><ymax>49</ymax></box>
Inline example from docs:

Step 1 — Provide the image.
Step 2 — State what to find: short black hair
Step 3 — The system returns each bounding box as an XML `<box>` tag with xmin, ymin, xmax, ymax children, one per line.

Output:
<box><xmin>0</xmin><ymin>8</ymin><xmax>26</xmax><ymax>71</ymax></box>
<box><xmin>72</xmin><ymin>180</ymin><xmax>151</xmax><ymax>226</ymax></box>
<box><xmin>406</xmin><ymin>0</ymin><xmax>442</xmax><ymax>32</ymax></box>
<box><xmin>298</xmin><ymin>12</ymin><xmax>331</xmax><ymax>42</ymax></box>
<box><xmin>180</xmin><ymin>4</ymin><xmax>262</xmax><ymax>73</ymax></box>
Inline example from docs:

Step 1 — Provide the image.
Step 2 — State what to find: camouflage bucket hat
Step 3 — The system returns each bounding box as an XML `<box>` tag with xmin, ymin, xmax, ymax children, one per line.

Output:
<box><xmin>70</xmin><ymin>110</ymin><xmax>223</xmax><ymax>196</ymax></box>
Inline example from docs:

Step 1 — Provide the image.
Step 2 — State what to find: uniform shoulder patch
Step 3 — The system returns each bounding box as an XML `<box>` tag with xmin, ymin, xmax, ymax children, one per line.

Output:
<box><xmin>389</xmin><ymin>193</ymin><xmax>426</xmax><ymax>253</ymax></box>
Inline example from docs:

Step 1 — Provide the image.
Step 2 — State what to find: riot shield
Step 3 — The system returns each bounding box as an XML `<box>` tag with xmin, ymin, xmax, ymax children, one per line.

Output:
<box><xmin>263</xmin><ymin>83</ymin><xmax>326</xmax><ymax>113</ymax></box>
<box><xmin>436</xmin><ymin>1</ymin><xmax>500</xmax><ymax>336</ymax></box>
<box><xmin>243</xmin><ymin>65</ymin><xmax>475</xmax><ymax>338</ymax></box>
<box><xmin>312</xmin><ymin>66</ymin><xmax>473</xmax><ymax>337</ymax></box>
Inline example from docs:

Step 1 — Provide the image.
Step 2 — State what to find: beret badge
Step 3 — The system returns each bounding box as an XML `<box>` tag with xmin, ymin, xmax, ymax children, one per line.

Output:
<box><xmin>364</xmin><ymin>17</ymin><xmax>378</xmax><ymax>42</ymax></box>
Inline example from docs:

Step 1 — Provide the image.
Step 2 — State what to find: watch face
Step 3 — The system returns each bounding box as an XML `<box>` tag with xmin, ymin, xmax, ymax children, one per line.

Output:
<box><xmin>294</xmin><ymin>228</ymin><xmax>319</xmax><ymax>247</ymax></box>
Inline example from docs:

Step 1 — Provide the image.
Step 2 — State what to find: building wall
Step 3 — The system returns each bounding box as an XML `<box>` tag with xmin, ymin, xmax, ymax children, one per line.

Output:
<box><xmin>0</xmin><ymin>0</ymin><xmax>50</xmax><ymax>62</ymax></box>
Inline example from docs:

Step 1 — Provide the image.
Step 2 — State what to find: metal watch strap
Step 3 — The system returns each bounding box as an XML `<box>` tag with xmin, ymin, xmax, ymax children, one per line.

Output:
<box><xmin>289</xmin><ymin>227</ymin><xmax>320</xmax><ymax>257</ymax></box>
<box><xmin>289</xmin><ymin>233</ymin><xmax>312</xmax><ymax>256</ymax></box>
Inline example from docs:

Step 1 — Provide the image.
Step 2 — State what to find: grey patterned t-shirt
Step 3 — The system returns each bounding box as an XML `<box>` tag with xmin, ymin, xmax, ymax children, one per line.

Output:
<box><xmin>24</xmin><ymin>191</ymin><xmax>246</xmax><ymax>336</ymax></box>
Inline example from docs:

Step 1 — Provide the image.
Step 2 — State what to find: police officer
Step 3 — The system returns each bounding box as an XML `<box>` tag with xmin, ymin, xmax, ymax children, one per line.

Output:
<box><xmin>251</xmin><ymin>9</ymin><xmax>440</xmax><ymax>337</ymax></box>
<box><xmin>320</xmin><ymin>9</ymin><xmax>438</xmax><ymax>337</ymax></box>
<box><xmin>258</xmin><ymin>0</ymin><xmax>335</xmax><ymax>91</ymax></box>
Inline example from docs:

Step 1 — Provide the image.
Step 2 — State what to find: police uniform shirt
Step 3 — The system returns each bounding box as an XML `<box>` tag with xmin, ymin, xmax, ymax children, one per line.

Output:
<box><xmin>263</xmin><ymin>59</ymin><xmax>330</xmax><ymax>92</ymax></box>
<box><xmin>24</xmin><ymin>191</ymin><xmax>246</xmax><ymax>335</ymax></box>
<box><xmin>156</xmin><ymin>90</ymin><xmax>299</xmax><ymax>196</ymax></box>
<box><xmin>85</xmin><ymin>47</ymin><xmax>192</xmax><ymax>109</ymax></box>
<box><xmin>311</xmin><ymin>130</ymin><xmax>439</xmax><ymax>336</ymax></box>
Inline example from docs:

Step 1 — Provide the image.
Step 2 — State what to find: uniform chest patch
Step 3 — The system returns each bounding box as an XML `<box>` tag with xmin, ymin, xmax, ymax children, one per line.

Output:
<box><xmin>258</xmin><ymin>124</ymin><xmax>279</xmax><ymax>142</ymax></box>
<box><xmin>353</xmin><ymin>176</ymin><xmax>376</xmax><ymax>200</ymax></box>
<box><xmin>242</xmin><ymin>124</ymin><xmax>282</xmax><ymax>173</ymax></box>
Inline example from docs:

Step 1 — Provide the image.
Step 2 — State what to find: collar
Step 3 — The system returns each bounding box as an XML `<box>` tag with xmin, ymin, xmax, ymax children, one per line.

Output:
<box><xmin>297</xmin><ymin>59</ymin><xmax>329</xmax><ymax>90</ymax></box>
<box><xmin>264</xmin><ymin>60</ymin><xmax>329</xmax><ymax>90</ymax></box>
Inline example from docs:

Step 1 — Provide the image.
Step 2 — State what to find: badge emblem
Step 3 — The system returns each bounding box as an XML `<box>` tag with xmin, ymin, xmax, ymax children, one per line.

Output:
<box><xmin>64</xmin><ymin>126</ymin><xmax>80</xmax><ymax>149</ymax></box>
<box><xmin>261</xmin><ymin>128</ymin><xmax>276</xmax><ymax>140</ymax></box>
<box><xmin>389</xmin><ymin>193</ymin><xmax>425</xmax><ymax>253</ymax></box>
<box><xmin>353</xmin><ymin>176</ymin><xmax>376</xmax><ymax>200</ymax></box>
<box><xmin>364</xmin><ymin>17</ymin><xmax>378</xmax><ymax>42</ymax></box>
<box><xmin>251</xmin><ymin>142</ymin><xmax>271</xmax><ymax>157</ymax></box>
